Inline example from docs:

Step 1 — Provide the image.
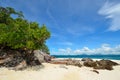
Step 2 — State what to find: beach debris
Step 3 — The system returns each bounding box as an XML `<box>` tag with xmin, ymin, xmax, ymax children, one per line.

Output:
<box><xmin>0</xmin><ymin>56</ymin><xmax>13</xmax><ymax>64</ymax></box>
<box><xmin>91</xmin><ymin>69</ymin><xmax>99</xmax><ymax>74</ymax></box>
<box><xmin>13</xmin><ymin>60</ymin><xmax>27</xmax><ymax>70</ymax></box>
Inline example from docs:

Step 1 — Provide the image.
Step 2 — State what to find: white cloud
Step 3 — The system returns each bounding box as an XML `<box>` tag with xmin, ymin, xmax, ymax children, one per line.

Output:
<box><xmin>57</xmin><ymin>48</ymin><xmax>72</xmax><ymax>55</ymax></box>
<box><xmin>52</xmin><ymin>44</ymin><xmax>120</xmax><ymax>55</ymax></box>
<box><xmin>98</xmin><ymin>1</ymin><xmax>120</xmax><ymax>31</ymax></box>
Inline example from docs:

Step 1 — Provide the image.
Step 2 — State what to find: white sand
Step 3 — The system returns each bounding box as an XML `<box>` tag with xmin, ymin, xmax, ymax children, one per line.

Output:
<box><xmin>0</xmin><ymin>60</ymin><xmax>120</xmax><ymax>80</ymax></box>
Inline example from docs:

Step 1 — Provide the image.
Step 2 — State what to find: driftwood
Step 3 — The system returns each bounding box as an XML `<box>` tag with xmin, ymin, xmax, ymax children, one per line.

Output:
<box><xmin>91</xmin><ymin>70</ymin><xmax>99</xmax><ymax>74</ymax></box>
<box><xmin>14</xmin><ymin>60</ymin><xmax>27</xmax><ymax>70</ymax></box>
<box><xmin>0</xmin><ymin>57</ymin><xmax>13</xmax><ymax>64</ymax></box>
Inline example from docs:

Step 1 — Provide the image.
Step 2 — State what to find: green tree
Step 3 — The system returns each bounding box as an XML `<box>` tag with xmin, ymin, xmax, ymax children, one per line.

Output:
<box><xmin>0</xmin><ymin>6</ymin><xmax>50</xmax><ymax>54</ymax></box>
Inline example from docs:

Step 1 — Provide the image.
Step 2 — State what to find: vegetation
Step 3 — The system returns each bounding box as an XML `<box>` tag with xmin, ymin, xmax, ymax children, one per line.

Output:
<box><xmin>0</xmin><ymin>6</ymin><xmax>50</xmax><ymax>54</ymax></box>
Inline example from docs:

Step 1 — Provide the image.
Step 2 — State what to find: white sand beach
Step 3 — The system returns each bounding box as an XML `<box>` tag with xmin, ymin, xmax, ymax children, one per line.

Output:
<box><xmin>0</xmin><ymin>60</ymin><xmax>120</xmax><ymax>80</ymax></box>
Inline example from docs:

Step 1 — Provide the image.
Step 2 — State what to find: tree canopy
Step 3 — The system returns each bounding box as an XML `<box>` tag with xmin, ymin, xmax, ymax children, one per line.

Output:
<box><xmin>0</xmin><ymin>6</ymin><xmax>50</xmax><ymax>54</ymax></box>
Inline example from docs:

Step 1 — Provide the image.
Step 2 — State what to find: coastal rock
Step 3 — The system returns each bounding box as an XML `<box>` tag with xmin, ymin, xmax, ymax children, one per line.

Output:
<box><xmin>42</xmin><ymin>53</ymin><xmax>51</xmax><ymax>62</ymax></box>
<box><xmin>33</xmin><ymin>50</ymin><xmax>51</xmax><ymax>63</ymax></box>
<box><xmin>94</xmin><ymin>65</ymin><xmax>113</xmax><ymax>70</ymax></box>
<box><xmin>81</xmin><ymin>58</ymin><xmax>93</xmax><ymax>62</ymax></box>
<box><xmin>94</xmin><ymin>60</ymin><xmax>119</xmax><ymax>70</ymax></box>
<box><xmin>66</xmin><ymin>60</ymin><xmax>82</xmax><ymax>67</ymax></box>
<box><xmin>50</xmin><ymin>59</ymin><xmax>68</xmax><ymax>64</ymax></box>
<box><xmin>83</xmin><ymin>61</ymin><xmax>97</xmax><ymax>67</ymax></box>
<box><xmin>81</xmin><ymin>58</ymin><xmax>119</xmax><ymax>70</ymax></box>
<box><xmin>97</xmin><ymin>59</ymin><xmax>119</xmax><ymax>66</ymax></box>
<box><xmin>33</xmin><ymin>50</ymin><xmax>45</xmax><ymax>63</ymax></box>
<box><xmin>0</xmin><ymin>54</ymin><xmax>24</xmax><ymax>67</ymax></box>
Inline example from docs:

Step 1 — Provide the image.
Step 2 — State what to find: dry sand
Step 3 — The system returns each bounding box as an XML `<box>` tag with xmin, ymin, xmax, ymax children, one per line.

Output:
<box><xmin>0</xmin><ymin>60</ymin><xmax>120</xmax><ymax>80</ymax></box>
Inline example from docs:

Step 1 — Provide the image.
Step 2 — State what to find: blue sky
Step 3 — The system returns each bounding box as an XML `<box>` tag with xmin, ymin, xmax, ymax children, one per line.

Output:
<box><xmin>1</xmin><ymin>0</ymin><xmax>120</xmax><ymax>55</ymax></box>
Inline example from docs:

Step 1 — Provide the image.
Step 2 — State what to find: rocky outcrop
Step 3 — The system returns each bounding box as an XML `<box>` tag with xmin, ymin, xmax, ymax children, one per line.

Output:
<box><xmin>0</xmin><ymin>53</ymin><xmax>24</xmax><ymax>67</ymax></box>
<box><xmin>0</xmin><ymin>50</ymin><xmax>51</xmax><ymax>70</ymax></box>
<box><xmin>94</xmin><ymin>60</ymin><xmax>119</xmax><ymax>70</ymax></box>
<box><xmin>14</xmin><ymin>60</ymin><xmax>27</xmax><ymax>70</ymax></box>
<box><xmin>33</xmin><ymin>50</ymin><xmax>45</xmax><ymax>63</ymax></box>
<box><xmin>82</xmin><ymin>58</ymin><xmax>119</xmax><ymax>70</ymax></box>
<box><xmin>33</xmin><ymin>50</ymin><xmax>51</xmax><ymax>63</ymax></box>
<box><xmin>83</xmin><ymin>61</ymin><xmax>97</xmax><ymax>67</ymax></box>
<box><xmin>66</xmin><ymin>59</ymin><xmax>82</xmax><ymax>67</ymax></box>
<box><xmin>51</xmin><ymin>59</ymin><xmax>82</xmax><ymax>67</ymax></box>
<box><xmin>81</xmin><ymin>58</ymin><xmax>93</xmax><ymax>62</ymax></box>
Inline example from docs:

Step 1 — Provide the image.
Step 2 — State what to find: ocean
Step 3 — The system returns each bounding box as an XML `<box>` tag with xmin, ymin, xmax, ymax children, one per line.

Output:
<box><xmin>51</xmin><ymin>55</ymin><xmax>120</xmax><ymax>60</ymax></box>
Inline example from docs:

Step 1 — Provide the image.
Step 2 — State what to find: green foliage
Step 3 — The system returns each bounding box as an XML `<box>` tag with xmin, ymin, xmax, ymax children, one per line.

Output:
<box><xmin>0</xmin><ymin>6</ymin><xmax>50</xmax><ymax>53</ymax></box>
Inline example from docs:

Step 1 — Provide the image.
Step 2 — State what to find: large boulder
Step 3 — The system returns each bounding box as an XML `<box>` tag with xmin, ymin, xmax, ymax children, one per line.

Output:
<box><xmin>42</xmin><ymin>53</ymin><xmax>51</xmax><ymax>62</ymax></box>
<box><xmin>33</xmin><ymin>50</ymin><xmax>45</xmax><ymax>63</ymax></box>
<box><xmin>82</xmin><ymin>58</ymin><xmax>97</xmax><ymax>67</ymax></box>
<box><xmin>94</xmin><ymin>60</ymin><xmax>119</xmax><ymax>70</ymax></box>
<box><xmin>33</xmin><ymin>50</ymin><xmax>51</xmax><ymax>63</ymax></box>
<box><xmin>97</xmin><ymin>60</ymin><xmax>118</xmax><ymax>66</ymax></box>
<box><xmin>83</xmin><ymin>61</ymin><xmax>97</xmax><ymax>67</ymax></box>
<box><xmin>82</xmin><ymin>59</ymin><xmax>119</xmax><ymax>70</ymax></box>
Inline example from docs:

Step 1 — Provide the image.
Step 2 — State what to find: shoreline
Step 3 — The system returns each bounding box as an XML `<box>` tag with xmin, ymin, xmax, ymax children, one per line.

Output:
<box><xmin>51</xmin><ymin>54</ymin><xmax>120</xmax><ymax>60</ymax></box>
<box><xmin>52</xmin><ymin>58</ymin><xmax>120</xmax><ymax>63</ymax></box>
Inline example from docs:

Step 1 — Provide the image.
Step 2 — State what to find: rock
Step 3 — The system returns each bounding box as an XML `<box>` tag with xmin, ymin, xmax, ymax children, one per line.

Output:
<box><xmin>25</xmin><ymin>52</ymin><xmax>41</xmax><ymax>66</ymax></box>
<box><xmin>94</xmin><ymin>60</ymin><xmax>118</xmax><ymax>70</ymax></box>
<box><xmin>83</xmin><ymin>61</ymin><xmax>97</xmax><ymax>67</ymax></box>
<box><xmin>66</xmin><ymin>60</ymin><xmax>82</xmax><ymax>67</ymax></box>
<box><xmin>97</xmin><ymin>60</ymin><xmax>119</xmax><ymax>66</ymax></box>
<box><xmin>50</xmin><ymin>60</ymin><xmax>67</xmax><ymax>64</ymax></box>
<box><xmin>81</xmin><ymin>58</ymin><xmax>93</xmax><ymax>62</ymax></box>
<box><xmin>33</xmin><ymin>50</ymin><xmax>45</xmax><ymax>63</ymax></box>
<box><xmin>42</xmin><ymin>53</ymin><xmax>51</xmax><ymax>62</ymax></box>
<box><xmin>33</xmin><ymin>50</ymin><xmax>51</xmax><ymax>63</ymax></box>
<box><xmin>0</xmin><ymin>54</ymin><xmax>24</xmax><ymax>67</ymax></box>
<box><xmin>82</xmin><ymin>59</ymin><xmax>118</xmax><ymax>70</ymax></box>
<box><xmin>94</xmin><ymin>65</ymin><xmax>113</xmax><ymax>70</ymax></box>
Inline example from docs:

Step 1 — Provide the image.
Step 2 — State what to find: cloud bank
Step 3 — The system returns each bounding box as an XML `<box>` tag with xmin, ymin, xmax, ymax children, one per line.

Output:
<box><xmin>99</xmin><ymin>1</ymin><xmax>120</xmax><ymax>31</ymax></box>
<box><xmin>51</xmin><ymin>44</ymin><xmax>120</xmax><ymax>55</ymax></box>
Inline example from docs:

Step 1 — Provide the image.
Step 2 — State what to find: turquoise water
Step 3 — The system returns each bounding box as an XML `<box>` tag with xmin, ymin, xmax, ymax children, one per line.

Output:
<box><xmin>51</xmin><ymin>55</ymin><xmax>120</xmax><ymax>60</ymax></box>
